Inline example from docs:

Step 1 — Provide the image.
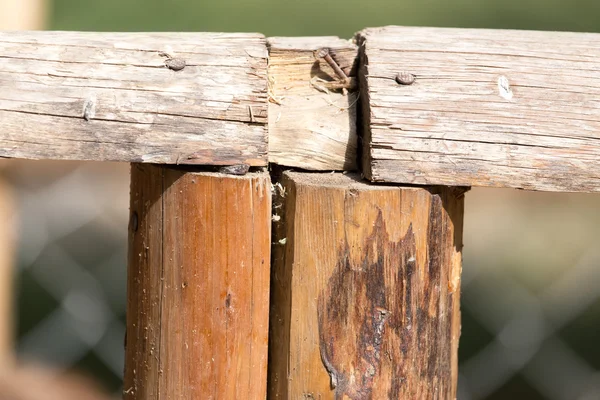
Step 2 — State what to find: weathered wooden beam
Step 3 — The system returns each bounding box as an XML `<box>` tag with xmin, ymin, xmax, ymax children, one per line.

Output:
<box><xmin>125</xmin><ymin>165</ymin><xmax>271</xmax><ymax>399</ymax></box>
<box><xmin>267</xmin><ymin>37</ymin><xmax>358</xmax><ymax>170</ymax></box>
<box><xmin>5</xmin><ymin>27</ymin><xmax>600</xmax><ymax>182</ymax></box>
<box><xmin>358</xmin><ymin>26</ymin><xmax>600</xmax><ymax>192</ymax></box>
<box><xmin>268</xmin><ymin>171</ymin><xmax>464</xmax><ymax>399</ymax></box>
<box><xmin>0</xmin><ymin>32</ymin><xmax>268</xmax><ymax>165</ymax></box>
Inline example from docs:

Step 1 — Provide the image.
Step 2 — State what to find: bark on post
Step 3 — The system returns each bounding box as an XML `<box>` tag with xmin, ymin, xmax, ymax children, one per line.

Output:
<box><xmin>125</xmin><ymin>164</ymin><xmax>271</xmax><ymax>399</ymax></box>
<box><xmin>268</xmin><ymin>172</ymin><xmax>465</xmax><ymax>399</ymax></box>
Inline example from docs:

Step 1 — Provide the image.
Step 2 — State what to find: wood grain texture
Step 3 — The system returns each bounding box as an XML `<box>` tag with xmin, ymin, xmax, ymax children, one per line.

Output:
<box><xmin>0</xmin><ymin>31</ymin><xmax>268</xmax><ymax>165</ymax></box>
<box><xmin>267</xmin><ymin>37</ymin><xmax>358</xmax><ymax>170</ymax></box>
<box><xmin>358</xmin><ymin>26</ymin><xmax>600</xmax><ymax>192</ymax></box>
<box><xmin>125</xmin><ymin>165</ymin><xmax>271</xmax><ymax>399</ymax></box>
<box><xmin>268</xmin><ymin>172</ymin><xmax>464</xmax><ymax>399</ymax></box>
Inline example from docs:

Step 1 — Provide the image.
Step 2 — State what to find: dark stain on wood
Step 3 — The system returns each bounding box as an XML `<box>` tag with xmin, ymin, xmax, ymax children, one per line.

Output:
<box><xmin>318</xmin><ymin>200</ymin><xmax>455</xmax><ymax>399</ymax></box>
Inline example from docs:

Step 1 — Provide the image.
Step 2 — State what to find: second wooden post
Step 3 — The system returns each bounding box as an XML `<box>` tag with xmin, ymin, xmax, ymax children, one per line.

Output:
<box><xmin>269</xmin><ymin>172</ymin><xmax>465</xmax><ymax>399</ymax></box>
<box><xmin>125</xmin><ymin>165</ymin><xmax>272</xmax><ymax>399</ymax></box>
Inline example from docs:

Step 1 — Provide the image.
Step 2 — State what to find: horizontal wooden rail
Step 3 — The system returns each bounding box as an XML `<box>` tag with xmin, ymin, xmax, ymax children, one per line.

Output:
<box><xmin>358</xmin><ymin>26</ymin><xmax>600</xmax><ymax>192</ymax></box>
<box><xmin>2</xmin><ymin>27</ymin><xmax>600</xmax><ymax>191</ymax></box>
<box><xmin>0</xmin><ymin>31</ymin><xmax>269</xmax><ymax>165</ymax></box>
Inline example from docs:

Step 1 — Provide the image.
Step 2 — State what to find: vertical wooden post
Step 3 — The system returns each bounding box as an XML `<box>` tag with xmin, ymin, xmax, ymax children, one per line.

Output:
<box><xmin>125</xmin><ymin>165</ymin><xmax>271</xmax><ymax>399</ymax></box>
<box><xmin>269</xmin><ymin>172</ymin><xmax>464</xmax><ymax>399</ymax></box>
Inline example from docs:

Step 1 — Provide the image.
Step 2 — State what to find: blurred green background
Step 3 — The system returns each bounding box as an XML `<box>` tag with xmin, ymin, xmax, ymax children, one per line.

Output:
<box><xmin>12</xmin><ymin>0</ymin><xmax>600</xmax><ymax>399</ymax></box>
<box><xmin>51</xmin><ymin>0</ymin><xmax>600</xmax><ymax>36</ymax></box>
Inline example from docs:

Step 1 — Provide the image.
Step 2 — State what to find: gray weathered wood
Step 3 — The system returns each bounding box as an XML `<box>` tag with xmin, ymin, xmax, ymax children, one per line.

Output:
<box><xmin>358</xmin><ymin>26</ymin><xmax>600</xmax><ymax>192</ymax></box>
<box><xmin>267</xmin><ymin>37</ymin><xmax>358</xmax><ymax>170</ymax></box>
<box><xmin>0</xmin><ymin>31</ymin><xmax>268</xmax><ymax>165</ymax></box>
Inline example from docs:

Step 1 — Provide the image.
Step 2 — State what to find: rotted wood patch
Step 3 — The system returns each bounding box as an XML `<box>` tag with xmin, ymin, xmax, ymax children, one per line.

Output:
<box><xmin>318</xmin><ymin>200</ymin><xmax>456</xmax><ymax>399</ymax></box>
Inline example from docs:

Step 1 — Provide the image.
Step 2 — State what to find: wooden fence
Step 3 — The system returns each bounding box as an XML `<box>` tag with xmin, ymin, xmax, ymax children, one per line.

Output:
<box><xmin>1</xmin><ymin>25</ymin><xmax>598</xmax><ymax>399</ymax></box>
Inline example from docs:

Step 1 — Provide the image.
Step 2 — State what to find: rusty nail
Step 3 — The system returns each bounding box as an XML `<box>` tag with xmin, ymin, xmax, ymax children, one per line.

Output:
<box><xmin>165</xmin><ymin>58</ymin><xmax>186</xmax><ymax>71</ymax></box>
<box><xmin>395</xmin><ymin>72</ymin><xmax>415</xmax><ymax>85</ymax></box>
<box><xmin>316</xmin><ymin>48</ymin><xmax>348</xmax><ymax>81</ymax></box>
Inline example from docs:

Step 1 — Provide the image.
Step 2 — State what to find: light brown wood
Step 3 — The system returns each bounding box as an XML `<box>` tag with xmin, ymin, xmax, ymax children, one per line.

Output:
<box><xmin>0</xmin><ymin>364</ymin><xmax>112</xmax><ymax>400</ymax></box>
<box><xmin>358</xmin><ymin>26</ymin><xmax>600</xmax><ymax>192</ymax></box>
<box><xmin>267</xmin><ymin>37</ymin><xmax>358</xmax><ymax>170</ymax></box>
<box><xmin>0</xmin><ymin>31</ymin><xmax>268</xmax><ymax>166</ymax></box>
<box><xmin>0</xmin><ymin>179</ymin><xmax>13</xmax><ymax>364</ymax></box>
<box><xmin>268</xmin><ymin>171</ymin><xmax>464</xmax><ymax>399</ymax></box>
<box><xmin>125</xmin><ymin>165</ymin><xmax>271</xmax><ymax>399</ymax></box>
<box><xmin>0</xmin><ymin>0</ymin><xmax>47</xmax><ymax>30</ymax></box>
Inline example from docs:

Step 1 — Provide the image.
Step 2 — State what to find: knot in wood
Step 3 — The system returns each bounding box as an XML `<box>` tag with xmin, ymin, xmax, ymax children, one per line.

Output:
<box><xmin>130</xmin><ymin>211</ymin><xmax>138</xmax><ymax>232</ymax></box>
<box><xmin>395</xmin><ymin>72</ymin><xmax>415</xmax><ymax>85</ymax></box>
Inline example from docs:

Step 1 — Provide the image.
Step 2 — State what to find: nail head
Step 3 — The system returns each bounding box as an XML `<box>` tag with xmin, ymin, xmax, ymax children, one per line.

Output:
<box><xmin>395</xmin><ymin>72</ymin><xmax>415</xmax><ymax>85</ymax></box>
<box><xmin>166</xmin><ymin>58</ymin><xmax>186</xmax><ymax>71</ymax></box>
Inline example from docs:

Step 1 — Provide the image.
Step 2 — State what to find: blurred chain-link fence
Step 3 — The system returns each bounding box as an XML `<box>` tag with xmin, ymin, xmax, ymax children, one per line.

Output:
<box><xmin>459</xmin><ymin>247</ymin><xmax>600</xmax><ymax>399</ymax></box>
<box><xmin>6</xmin><ymin>161</ymin><xmax>129</xmax><ymax>394</ymax></box>
<box><xmin>5</xmin><ymin>162</ymin><xmax>600</xmax><ymax>399</ymax></box>
<box><xmin>459</xmin><ymin>189</ymin><xmax>600</xmax><ymax>400</ymax></box>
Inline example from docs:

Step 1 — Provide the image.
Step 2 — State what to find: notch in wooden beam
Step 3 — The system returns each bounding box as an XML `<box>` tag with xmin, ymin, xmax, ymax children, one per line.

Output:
<box><xmin>267</xmin><ymin>37</ymin><xmax>359</xmax><ymax>171</ymax></box>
